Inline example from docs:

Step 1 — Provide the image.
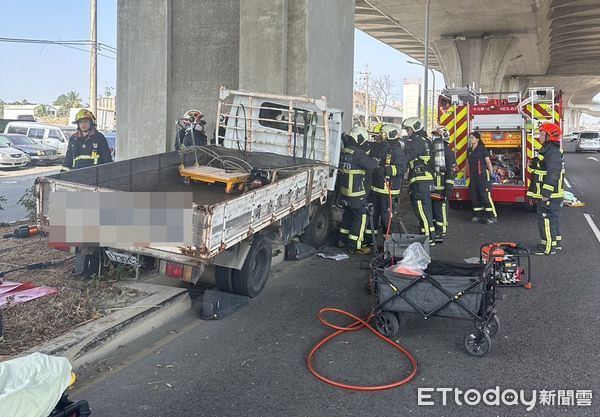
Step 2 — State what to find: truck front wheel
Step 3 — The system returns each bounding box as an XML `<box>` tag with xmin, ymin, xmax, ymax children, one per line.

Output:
<box><xmin>215</xmin><ymin>235</ymin><xmax>272</xmax><ymax>298</ymax></box>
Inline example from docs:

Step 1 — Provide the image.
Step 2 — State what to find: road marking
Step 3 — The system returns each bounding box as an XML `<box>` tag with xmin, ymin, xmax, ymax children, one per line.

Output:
<box><xmin>586</xmin><ymin>156</ymin><xmax>599</xmax><ymax>161</ymax></box>
<box><xmin>564</xmin><ymin>178</ymin><xmax>571</xmax><ymax>188</ymax></box>
<box><xmin>583</xmin><ymin>213</ymin><xmax>600</xmax><ymax>245</ymax></box>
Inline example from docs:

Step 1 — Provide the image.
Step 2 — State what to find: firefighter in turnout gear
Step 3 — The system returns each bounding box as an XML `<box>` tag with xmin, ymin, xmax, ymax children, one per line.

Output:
<box><xmin>338</xmin><ymin>127</ymin><xmax>380</xmax><ymax>255</ymax></box>
<box><xmin>402</xmin><ymin>117</ymin><xmax>437</xmax><ymax>244</ymax></box>
<box><xmin>365</xmin><ymin>123</ymin><xmax>407</xmax><ymax>241</ymax></box>
<box><xmin>430</xmin><ymin>126</ymin><xmax>457</xmax><ymax>243</ymax></box>
<box><xmin>61</xmin><ymin>109</ymin><xmax>112</xmax><ymax>171</ymax></box>
<box><xmin>527</xmin><ymin>122</ymin><xmax>565</xmax><ymax>255</ymax></box>
<box><xmin>466</xmin><ymin>131</ymin><xmax>498</xmax><ymax>224</ymax></box>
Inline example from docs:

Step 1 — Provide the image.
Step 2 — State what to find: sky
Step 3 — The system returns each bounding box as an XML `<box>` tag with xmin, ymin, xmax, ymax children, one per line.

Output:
<box><xmin>354</xmin><ymin>30</ymin><xmax>444</xmax><ymax>102</ymax></box>
<box><xmin>0</xmin><ymin>1</ymin><xmax>441</xmax><ymax>107</ymax></box>
<box><xmin>0</xmin><ymin>0</ymin><xmax>117</xmax><ymax>105</ymax></box>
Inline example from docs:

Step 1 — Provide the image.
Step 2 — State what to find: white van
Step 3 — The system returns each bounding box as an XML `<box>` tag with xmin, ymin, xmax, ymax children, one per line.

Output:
<box><xmin>4</xmin><ymin>121</ymin><xmax>68</xmax><ymax>155</ymax></box>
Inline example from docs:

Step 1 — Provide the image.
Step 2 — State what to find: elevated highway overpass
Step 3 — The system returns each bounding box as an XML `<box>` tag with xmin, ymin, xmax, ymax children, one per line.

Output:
<box><xmin>116</xmin><ymin>0</ymin><xmax>599</xmax><ymax>159</ymax></box>
<box><xmin>356</xmin><ymin>0</ymin><xmax>600</xmax><ymax>131</ymax></box>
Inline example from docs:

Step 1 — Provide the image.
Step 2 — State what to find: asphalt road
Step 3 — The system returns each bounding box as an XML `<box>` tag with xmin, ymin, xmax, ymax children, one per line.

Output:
<box><xmin>0</xmin><ymin>166</ymin><xmax>59</xmax><ymax>223</ymax></box>
<box><xmin>72</xmin><ymin>143</ymin><xmax>599</xmax><ymax>416</ymax></box>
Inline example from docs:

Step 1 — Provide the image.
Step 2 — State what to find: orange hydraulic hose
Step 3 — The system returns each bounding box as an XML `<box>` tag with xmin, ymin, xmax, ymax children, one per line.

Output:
<box><xmin>306</xmin><ymin>308</ymin><xmax>418</xmax><ymax>391</ymax></box>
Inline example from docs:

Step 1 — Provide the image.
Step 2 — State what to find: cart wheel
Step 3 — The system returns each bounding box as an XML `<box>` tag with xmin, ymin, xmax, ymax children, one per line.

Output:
<box><xmin>374</xmin><ymin>312</ymin><xmax>400</xmax><ymax>338</ymax></box>
<box><xmin>464</xmin><ymin>332</ymin><xmax>492</xmax><ymax>357</ymax></box>
<box><xmin>474</xmin><ymin>315</ymin><xmax>500</xmax><ymax>337</ymax></box>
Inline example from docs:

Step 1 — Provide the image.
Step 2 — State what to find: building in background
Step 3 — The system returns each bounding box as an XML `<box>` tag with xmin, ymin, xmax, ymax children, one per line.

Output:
<box><xmin>402</xmin><ymin>79</ymin><xmax>421</xmax><ymax>119</ymax></box>
<box><xmin>1</xmin><ymin>104</ymin><xmax>57</xmax><ymax>120</ymax></box>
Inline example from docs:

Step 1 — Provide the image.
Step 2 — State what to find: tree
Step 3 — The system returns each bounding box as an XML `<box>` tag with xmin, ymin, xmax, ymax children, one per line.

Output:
<box><xmin>54</xmin><ymin>91</ymin><xmax>82</xmax><ymax>116</ymax></box>
<box><xmin>8</xmin><ymin>99</ymin><xmax>33</xmax><ymax>105</ymax></box>
<box><xmin>370</xmin><ymin>75</ymin><xmax>395</xmax><ymax>123</ymax></box>
<box><xmin>355</xmin><ymin>73</ymin><xmax>397</xmax><ymax>127</ymax></box>
<box><xmin>34</xmin><ymin>104</ymin><xmax>52</xmax><ymax>118</ymax></box>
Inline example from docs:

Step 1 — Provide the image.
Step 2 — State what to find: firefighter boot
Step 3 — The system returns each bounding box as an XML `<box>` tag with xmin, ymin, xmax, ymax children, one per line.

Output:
<box><xmin>532</xmin><ymin>244</ymin><xmax>556</xmax><ymax>256</ymax></box>
<box><xmin>349</xmin><ymin>246</ymin><xmax>372</xmax><ymax>256</ymax></box>
<box><xmin>485</xmin><ymin>215</ymin><xmax>498</xmax><ymax>225</ymax></box>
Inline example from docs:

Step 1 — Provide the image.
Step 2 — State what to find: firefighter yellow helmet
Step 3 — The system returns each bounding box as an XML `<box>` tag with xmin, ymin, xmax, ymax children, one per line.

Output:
<box><xmin>349</xmin><ymin>126</ymin><xmax>370</xmax><ymax>146</ymax></box>
<box><xmin>402</xmin><ymin>117</ymin><xmax>423</xmax><ymax>133</ymax></box>
<box><xmin>381</xmin><ymin>124</ymin><xmax>401</xmax><ymax>140</ymax></box>
<box><xmin>371</xmin><ymin>122</ymin><xmax>385</xmax><ymax>134</ymax></box>
<box><xmin>74</xmin><ymin>108</ymin><xmax>96</xmax><ymax>124</ymax></box>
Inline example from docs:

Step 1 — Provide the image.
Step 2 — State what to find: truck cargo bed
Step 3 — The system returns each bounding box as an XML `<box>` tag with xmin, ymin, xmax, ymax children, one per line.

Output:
<box><xmin>37</xmin><ymin>146</ymin><xmax>330</xmax><ymax>260</ymax></box>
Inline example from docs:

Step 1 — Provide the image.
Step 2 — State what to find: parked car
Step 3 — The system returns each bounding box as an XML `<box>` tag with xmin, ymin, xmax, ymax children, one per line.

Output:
<box><xmin>0</xmin><ymin>134</ymin><xmax>63</xmax><ymax>165</ymax></box>
<box><xmin>58</xmin><ymin>125</ymin><xmax>78</xmax><ymax>141</ymax></box>
<box><xmin>103</xmin><ymin>130</ymin><xmax>116</xmax><ymax>158</ymax></box>
<box><xmin>569</xmin><ymin>132</ymin><xmax>580</xmax><ymax>142</ymax></box>
<box><xmin>0</xmin><ymin>140</ymin><xmax>29</xmax><ymax>169</ymax></box>
<box><xmin>3</xmin><ymin>121</ymin><xmax>68</xmax><ymax>155</ymax></box>
<box><xmin>575</xmin><ymin>131</ymin><xmax>600</xmax><ymax>153</ymax></box>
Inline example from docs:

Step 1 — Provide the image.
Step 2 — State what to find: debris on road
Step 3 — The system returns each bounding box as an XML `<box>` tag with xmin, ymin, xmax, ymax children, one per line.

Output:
<box><xmin>0</xmin><ymin>282</ymin><xmax>58</xmax><ymax>307</ymax></box>
<box><xmin>317</xmin><ymin>248</ymin><xmax>349</xmax><ymax>261</ymax></box>
<box><xmin>563</xmin><ymin>191</ymin><xmax>585</xmax><ymax>207</ymax></box>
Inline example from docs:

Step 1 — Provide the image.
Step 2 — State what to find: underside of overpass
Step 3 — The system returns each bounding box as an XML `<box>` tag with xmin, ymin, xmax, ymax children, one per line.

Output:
<box><xmin>117</xmin><ymin>1</ymin><xmax>600</xmax><ymax>159</ymax></box>
<box><xmin>356</xmin><ymin>0</ymin><xmax>600</xmax><ymax>123</ymax></box>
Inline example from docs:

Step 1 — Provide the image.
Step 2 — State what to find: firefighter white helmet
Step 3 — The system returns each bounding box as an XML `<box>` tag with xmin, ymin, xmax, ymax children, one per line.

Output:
<box><xmin>349</xmin><ymin>126</ymin><xmax>370</xmax><ymax>146</ymax></box>
<box><xmin>402</xmin><ymin>117</ymin><xmax>423</xmax><ymax>133</ymax></box>
<box><xmin>381</xmin><ymin>124</ymin><xmax>401</xmax><ymax>140</ymax></box>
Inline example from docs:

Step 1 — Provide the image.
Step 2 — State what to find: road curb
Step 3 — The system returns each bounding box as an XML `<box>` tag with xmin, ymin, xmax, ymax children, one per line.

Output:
<box><xmin>25</xmin><ymin>282</ymin><xmax>190</xmax><ymax>369</ymax></box>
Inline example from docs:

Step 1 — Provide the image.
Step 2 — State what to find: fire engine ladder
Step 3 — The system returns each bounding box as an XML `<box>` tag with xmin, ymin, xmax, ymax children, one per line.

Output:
<box><xmin>518</xmin><ymin>87</ymin><xmax>556</xmax><ymax>158</ymax></box>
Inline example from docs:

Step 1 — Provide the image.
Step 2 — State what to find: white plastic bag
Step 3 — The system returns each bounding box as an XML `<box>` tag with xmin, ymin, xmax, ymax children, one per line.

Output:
<box><xmin>397</xmin><ymin>242</ymin><xmax>431</xmax><ymax>271</ymax></box>
<box><xmin>0</xmin><ymin>352</ymin><xmax>72</xmax><ymax>417</ymax></box>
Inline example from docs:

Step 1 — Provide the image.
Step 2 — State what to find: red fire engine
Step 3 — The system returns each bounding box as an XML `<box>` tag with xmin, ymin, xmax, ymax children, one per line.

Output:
<box><xmin>437</xmin><ymin>87</ymin><xmax>563</xmax><ymax>206</ymax></box>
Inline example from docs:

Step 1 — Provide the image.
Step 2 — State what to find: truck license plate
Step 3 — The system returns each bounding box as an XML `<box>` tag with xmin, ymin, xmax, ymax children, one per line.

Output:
<box><xmin>105</xmin><ymin>250</ymin><xmax>141</xmax><ymax>267</ymax></box>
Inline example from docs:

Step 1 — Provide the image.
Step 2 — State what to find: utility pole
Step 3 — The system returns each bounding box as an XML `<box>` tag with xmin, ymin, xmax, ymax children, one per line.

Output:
<box><xmin>89</xmin><ymin>0</ymin><xmax>97</xmax><ymax>116</ymax></box>
<box><xmin>423</xmin><ymin>0</ymin><xmax>432</xmax><ymax>133</ymax></box>
<box><xmin>359</xmin><ymin>69</ymin><xmax>371</xmax><ymax>129</ymax></box>
<box><xmin>364</xmin><ymin>71</ymin><xmax>370</xmax><ymax>129</ymax></box>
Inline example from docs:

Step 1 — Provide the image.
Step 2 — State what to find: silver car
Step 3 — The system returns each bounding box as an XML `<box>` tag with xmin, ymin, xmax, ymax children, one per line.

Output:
<box><xmin>0</xmin><ymin>141</ymin><xmax>28</xmax><ymax>169</ymax></box>
<box><xmin>575</xmin><ymin>131</ymin><xmax>600</xmax><ymax>153</ymax></box>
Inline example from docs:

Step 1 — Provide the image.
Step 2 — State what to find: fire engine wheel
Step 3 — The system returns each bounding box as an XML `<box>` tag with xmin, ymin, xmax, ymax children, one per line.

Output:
<box><xmin>301</xmin><ymin>203</ymin><xmax>332</xmax><ymax>248</ymax></box>
<box><xmin>448</xmin><ymin>200</ymin><xmax>463</xmax><ymax>210</ymax></box>
<box><xmin>464</xmin><ymin>332</ymin><xmax>492</xmax><ymax>357</ymax></box>
<box><xmin>374</xmin><ymin>311</ymin><xmax>400</xmax><ymax>338</ymax></box>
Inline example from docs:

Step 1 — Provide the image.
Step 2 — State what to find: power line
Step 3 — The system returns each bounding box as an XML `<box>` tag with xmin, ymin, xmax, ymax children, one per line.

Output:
<box><xmin>0</xmin><ymin>37</ymin><xmax>116</xmax><ymax>60</ymax></box>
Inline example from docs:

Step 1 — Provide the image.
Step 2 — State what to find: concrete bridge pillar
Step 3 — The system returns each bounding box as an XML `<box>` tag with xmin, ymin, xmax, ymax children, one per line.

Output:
<box><xmin>116</xmin><ymin>0</ymin><xmax>354</xmax><ymax>160</ymax></box>
<box><xmin>433</xmin><ymin>36</ymin><xmax>516</xmax><ymax>93</ymax></box>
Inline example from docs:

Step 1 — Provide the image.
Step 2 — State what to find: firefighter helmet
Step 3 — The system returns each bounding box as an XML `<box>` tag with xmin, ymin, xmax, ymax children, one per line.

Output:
<box><xmin>74</xmin><ymin>109</ymin><xmax>96</xmax><ymax>125</ymax></box>
<box><xmin>436</xmin><ymin>125</ymin><xmax>450</xmax><ymax>141</ymax></box>
<box><xmin>402</xmin><ymin>117</ymin><xmax>423</xmax><ymax>133</ymax></box>
<box><xmin>183</xmin><ymin>109</ymin><xmax>204</xmax><ymax>122</ymax></box>
<box><xmin>539</xmin><ymin>122</ymin><xmax>561</xmax><ymax>143</ymax></box>
<box><xmin>349</xmin><ymin>126</ymin><xmax>370</xmax><ymax>146</ymax></box>
<box><xmin>371</xmin><ymin>122</ymin><xmax>385</xmax><ymax>134</ymax></box>
<box><xmin>381</xmin><ymin>123</ymin><xmax>401</xmax><ymax>140</ymax></box>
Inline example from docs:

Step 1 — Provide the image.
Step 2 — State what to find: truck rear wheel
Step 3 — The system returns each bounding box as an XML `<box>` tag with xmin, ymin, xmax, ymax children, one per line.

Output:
<box><xmin>301</xmin><ymin>203</ymin><xmax>332</xmax><ymax>248</ymax></box>
<box><xmin>215</xmin><ymin>235</ymin><xmax>272</xmax><ymax>298</ymax></box>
